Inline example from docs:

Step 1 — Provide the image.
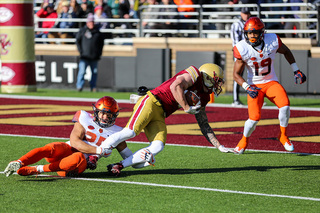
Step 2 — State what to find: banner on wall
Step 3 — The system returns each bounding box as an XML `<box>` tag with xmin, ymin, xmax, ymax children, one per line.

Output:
<box><xmin>0</xmin><ymin>0</ymin><xmax>36</xmax><ymax>93</ymax></box>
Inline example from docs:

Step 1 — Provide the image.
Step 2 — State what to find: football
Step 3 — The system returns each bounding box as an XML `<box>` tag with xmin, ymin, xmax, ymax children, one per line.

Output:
<box><xmin>184</xmin><ymin>90</ymin><xmax>200</xmax><ymax>106</ymax></box>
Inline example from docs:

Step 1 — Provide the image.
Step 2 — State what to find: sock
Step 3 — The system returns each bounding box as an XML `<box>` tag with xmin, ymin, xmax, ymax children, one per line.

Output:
<box><xmin>119</xmin><ymin>147</ymin><xmax>133</xmax><ymax>160</ymax></box>
<box><xmin>236</xmin><ymin>135</ymin><xmax>249</xmax><ymax>150</ymax></box>
<box><xmin>36</xmin><ymin>165</ymin><xmax>44</xmax><ymax>173</ymax></box>
<box><xmin>278</xmin><ymin>126</ymin><xmax>289</xmax><ymax>145</ymax></box>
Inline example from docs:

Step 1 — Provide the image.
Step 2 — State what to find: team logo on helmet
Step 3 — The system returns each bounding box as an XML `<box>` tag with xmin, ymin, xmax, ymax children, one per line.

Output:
<box><xmin>243</xmin><ymin>17</ymin><xmax>265</xmax><ymax>47</ymax></box>
<box><xmin>1</xmin><ymin>34</ymin><xmax>12</xmax><ymax>55</ymax></box>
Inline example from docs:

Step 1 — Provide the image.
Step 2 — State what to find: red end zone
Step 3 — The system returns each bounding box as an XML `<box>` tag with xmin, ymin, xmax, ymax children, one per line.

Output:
<box><xmin>1</xmin><ymin>96</ymin><xmax>319</xmax><ymax>154</ymax></box>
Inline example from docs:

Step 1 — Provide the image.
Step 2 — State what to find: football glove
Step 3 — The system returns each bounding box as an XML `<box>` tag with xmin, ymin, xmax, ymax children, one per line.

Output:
<box><xmin>218</xmin><ymin>145</ymin><xmax>233</xmax><ymax>153</ymax></box>
<box><xmin>86</xmin><ymin>155</ymin><xmax>99</xmax><ymax>170</ymax></box>
<box><xmin>246</xmin><ymin>86</ymin><xmax>261</xmax><ymax>99</ymax></box>
<box><xmin>184</xmin><ymin>102</ymin><xmax>201</xmax><ymax>114</ymax></box>
<box><xmin>294</xmin><ymin>70</ymin><xmax>306</xmax><ymax>84</ymax></box>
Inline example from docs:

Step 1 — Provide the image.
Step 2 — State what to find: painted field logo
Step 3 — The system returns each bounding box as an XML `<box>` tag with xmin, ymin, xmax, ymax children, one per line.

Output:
<box><xmin>0</xmin><ymin>66</ymin><xmax>15</xmax><ymax>82</ymax></box>
<box><xmin>0</xmin><ymin>7</ymin><xmax>13</xmax><ymax>23</ymax></box>
<box><xmin>1</xmin><ymin>34</ymin><xmax>12</xmax><ymax>55</ymax></box>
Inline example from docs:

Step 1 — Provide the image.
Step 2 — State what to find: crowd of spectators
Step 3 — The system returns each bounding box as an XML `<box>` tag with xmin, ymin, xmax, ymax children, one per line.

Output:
<box><xmin>34</xmin><ymin>0</ymin><xmax>309</xmax><ymax>43</ymax></box>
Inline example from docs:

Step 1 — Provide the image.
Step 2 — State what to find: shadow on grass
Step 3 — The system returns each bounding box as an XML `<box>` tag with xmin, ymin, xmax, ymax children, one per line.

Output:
<box><xmin>18</xmin><ymin>165</ymin><xmax>320</xmax><ymax>181</ymax></box>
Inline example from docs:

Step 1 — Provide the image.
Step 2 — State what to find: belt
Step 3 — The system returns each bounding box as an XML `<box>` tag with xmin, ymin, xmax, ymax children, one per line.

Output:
<box><xmin>149</xmin><ymin>91</ymin><xmax>167</xmax><ymax>117</ymax></box>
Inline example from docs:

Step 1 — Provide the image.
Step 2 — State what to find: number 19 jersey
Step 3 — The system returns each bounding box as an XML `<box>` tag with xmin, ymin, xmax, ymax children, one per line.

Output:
<box><xmin>233</xmin><ymin>33</ymin><xmax>282</xmax><ymax>85</ymax></box>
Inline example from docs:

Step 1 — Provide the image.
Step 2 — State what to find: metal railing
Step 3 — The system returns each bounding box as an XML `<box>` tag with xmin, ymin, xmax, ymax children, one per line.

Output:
<box><xmin>33</xmin><ymin>2</ymin><xmax>320</xmax><ymax>45</ymax></box>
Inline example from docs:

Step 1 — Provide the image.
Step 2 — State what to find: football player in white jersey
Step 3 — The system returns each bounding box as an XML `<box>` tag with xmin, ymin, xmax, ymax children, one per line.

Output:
<box><xmin>4</xmin><ymin>96</ymin><xmax>132</xmax><ymax>177</ymax></box>
<box><xmin>232</xmin><ymin>17</ymin><xmax>307</xmax><ymax>154</ymax></box>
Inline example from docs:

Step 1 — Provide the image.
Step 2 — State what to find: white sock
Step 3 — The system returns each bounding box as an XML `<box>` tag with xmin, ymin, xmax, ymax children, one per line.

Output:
<box><xmin>278</xmin><ymin>106</ymin><xmax>290</xmax><ymax>127</ymax></box>
<box><xmin>243</xmin><ymin>119</ymin><xmax>258</xmax><ymax>137</ymax></box>
<box><xmin>36</xmin><ymin>165</ymin><xmax>44</xmax><ymax>173</ymax></box>
<box><xmin>119</xmin><ymin>147</ymin><xmax>133</xmax><ymax>160</ymax></box>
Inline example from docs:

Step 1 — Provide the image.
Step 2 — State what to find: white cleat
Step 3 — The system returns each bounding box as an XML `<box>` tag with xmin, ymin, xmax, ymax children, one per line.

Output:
<box><xmin>284</xmin><ymin>142</ymin><xmax>294</xmax><ymax>152</ymax></box>
<box><xmin>234</xmin><ymin>147</ymin><xmax>245</xmax><ymax>154</ymax></box>
<box><xmin>4</xmin><ymin>161</ymin><xmax>22</xmax><ymax>177</ymax></box>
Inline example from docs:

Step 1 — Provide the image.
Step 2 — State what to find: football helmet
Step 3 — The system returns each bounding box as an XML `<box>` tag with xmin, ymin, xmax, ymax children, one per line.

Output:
<box><xmin>244</xmin><ymin>17</ymin><xmax>265</xmax><ymax>46</ymax></box>
<box><xmin>92</xmin><ymin>96</ymin><xmax>119</xmax><ymax>128</ymax></box>
<box><xmin>198</xmin><ymin>63</ymin><xmax>225</xmax><ymax>96</ymax></box>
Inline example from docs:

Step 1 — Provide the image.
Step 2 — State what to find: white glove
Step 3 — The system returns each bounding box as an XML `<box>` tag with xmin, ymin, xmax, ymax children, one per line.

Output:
<box><xmin>184</xmin><ymin>102</ymin><xmax>201</xmax><ymax>114</ymax></box>
<box><xmin>96</xmin><ymin>147</ymin><xmax>112</xmax><ymax>158</ymax></box>
<box><xmin>218</xmin><ymin>145</ymin><xmax>233</xmax><ymax>153</ymax></box>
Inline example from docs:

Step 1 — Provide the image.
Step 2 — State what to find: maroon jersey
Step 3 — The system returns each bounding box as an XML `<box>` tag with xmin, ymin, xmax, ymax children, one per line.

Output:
<box><xmin>151</xmin><ymin>66</ymin><xmax>211</xmax><ymax>117</ymax></box>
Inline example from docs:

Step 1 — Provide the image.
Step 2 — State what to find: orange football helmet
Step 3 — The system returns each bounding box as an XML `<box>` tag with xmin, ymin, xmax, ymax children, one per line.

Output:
<box><xmin>243</xmin><ymin>17</ymin><xmax>265</xmax><ymax>46</ymax></box>
<box><xmin>92</xmin><ymin>96</ymin><xmax>119</xmax><ymax>128</ymax></box>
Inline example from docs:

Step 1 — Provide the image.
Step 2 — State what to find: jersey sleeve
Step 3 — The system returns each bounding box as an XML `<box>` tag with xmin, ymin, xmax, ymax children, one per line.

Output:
<box><xmin>233</xmin><ymin>46</ymin><xmax>242</xmax><ymax>59</ymax></box>
<box><xmin>72</xmin><ymin>110</ymin><xmax>81</xmax><ymax>123</ymax></box>
<box><xmin>276</xmin><ymin>34</ymin><xmax>283</xmax><ymax>50</ymax></box>
<box><xmin>185</xmin><ymin>66</ymin><xmax>200</xmax><ymax>83</ymax></box>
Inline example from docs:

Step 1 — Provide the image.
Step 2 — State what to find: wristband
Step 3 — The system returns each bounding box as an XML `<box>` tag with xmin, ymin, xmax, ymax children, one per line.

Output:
<box><xmin>242</xmin><ymin>82</ymin><xmax>249</xmax><ymax>90</ymax></box>
<box><xmin>290</xmin><ymin>63</ymin><xmax>299</xmax><ymax>72</ymax></box>
<box><xmin>96</xmin><ymin>147</ymin><xmax>102</xmax><ymax>155</ymax></box>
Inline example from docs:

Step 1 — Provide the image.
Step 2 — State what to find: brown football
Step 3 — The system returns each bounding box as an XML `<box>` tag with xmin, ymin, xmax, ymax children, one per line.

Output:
<box><xmin>185</xmin><ymin>90</ymin><xmax>200</xmax><ymax>106</ymax></box>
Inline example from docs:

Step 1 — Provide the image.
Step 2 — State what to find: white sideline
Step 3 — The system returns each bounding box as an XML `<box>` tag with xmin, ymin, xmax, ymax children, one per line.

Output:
<box><xmin>0</xmin><ymin>94</ymin><xmax>320</xmax><ymax>111</ymax></box>
<box><xmin>1</xmin><ymin>172</ymin><xmax>319</xmax><ymax>202</ymax></box>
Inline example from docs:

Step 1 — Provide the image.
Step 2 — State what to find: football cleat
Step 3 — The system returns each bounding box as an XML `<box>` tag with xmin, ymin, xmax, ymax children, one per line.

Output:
<box><xmin>17</xmin><ymin>166</ymin><xmax>40</xmax><ymax>176</ymax></box>
<box><xmin>234</xmin><ymin>147</ymin><xmax>245</xmax><ymax>154</ymax></box>
<box><xmin>278</xmin><ymin>134</ymin><xmax>294</xmax><ymax>152</ymax></box>
<box><xmin>4</xmin><ymin>161</ymin><xmax>22</xmax><ymax>177</ymax></box>
<box><xmin>107</xmin><ymin>163</ymin><xmax>123</xmax><ymax>176</ymax></box>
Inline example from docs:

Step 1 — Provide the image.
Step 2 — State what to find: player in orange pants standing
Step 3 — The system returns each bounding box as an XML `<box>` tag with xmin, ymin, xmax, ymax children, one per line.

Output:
<box><xmin>232</xmin><ymin>17</ymin><xmax>307</xmax><ymax>154</ymax></box>
<box><xmin>4</xmin><ymin>96</ymin><xmax>132</xmax><ymax>177</ymax></box>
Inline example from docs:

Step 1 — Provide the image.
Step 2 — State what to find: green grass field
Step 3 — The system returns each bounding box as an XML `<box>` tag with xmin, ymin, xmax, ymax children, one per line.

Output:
<box><xmin>1</xmin><ymin>136</ymin><xmax>320</xmax><ymax>212</ymax></box>
<box><xmin>1</xmin><ymin>89</ymin><xmax>320</xmax><ymax>212</ymax></box>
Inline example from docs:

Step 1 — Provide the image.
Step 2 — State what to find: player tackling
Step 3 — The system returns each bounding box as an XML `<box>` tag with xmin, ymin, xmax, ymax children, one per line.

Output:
<box><xmin>233</xmin><ymin>17</ymin><xmax>307</xmax><ymax>154</ymax></box>
<box><xmin>100</xmin><ymin>63</ymin><xmax>232</xmax><ymax>176</ymax></box>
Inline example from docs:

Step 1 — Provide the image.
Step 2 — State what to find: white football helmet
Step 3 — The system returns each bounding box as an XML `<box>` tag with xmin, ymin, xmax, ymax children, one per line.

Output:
<box><xmin>198</xmin><ymin>63</ymin><xmax>225</xmax><ymax>96</ymax></box>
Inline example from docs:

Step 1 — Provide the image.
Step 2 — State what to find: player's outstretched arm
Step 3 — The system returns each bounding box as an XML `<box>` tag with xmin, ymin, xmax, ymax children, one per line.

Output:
<box><xmin>195</xmin><ymin>108</ymin><xmax>232</xmax><ymax>153</ymax></box>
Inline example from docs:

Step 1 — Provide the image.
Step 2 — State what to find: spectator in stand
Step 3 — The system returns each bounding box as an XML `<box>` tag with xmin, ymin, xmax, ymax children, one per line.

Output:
<box><xmin>150</xmin><ymin>0</ymin><xmax>178</xmax><ymax>37</ymax></box>
<box><xmin>173</xmin><ymin>0</ymin><xmax>195</xmax><ymax>19</ymax></box>
<box><xmin>78</xmin><ymin>0</ymin><xmax>94</xmax><ymax>27</ymax></box>
<box><xmin>48</xmin><ymin>1</ymin><xmax>78</xmax><ymax>44</ymax></box>
<box><xmin>35</xmin><ymin>2</ymin><xmax>58</xmax><ymax>43</ymax></box>
<box><xmin>76</xmin><ymin>13</ymin><xmax>104</xmax><ymax>92</ymax></box>
<box><xmin>70</xmin><ymin>0</ymin><xmax>82</xmax><ymax>18</ymax></box>
<box><xmin>215</xmin><ymin>0</ymin><xmax>238</xmax><ymax>38</ymax></box>
<box><xmin>141</xmin><ymin>0</ymin><xmax>159</xmax><ymax>36</ymax></box>
<box><xmin>94</xmin><ymin>5</ymin><xmax>109</xmax><ymax>29</ymax></box>
<box><xmin>281</xmin><ymin>0</ymin><xmax>303</xmax><ymax>38</ymax></box>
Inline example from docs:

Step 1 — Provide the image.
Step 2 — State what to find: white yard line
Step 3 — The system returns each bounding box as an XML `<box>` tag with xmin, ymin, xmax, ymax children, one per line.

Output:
<box><xmin>1</xmin><ymin>171</ymin><xmax>319</xmax><ymax>202</ymax></box>
<box><xmin>1</xmin><ymin>94</ymin><xmax>319</xmax><ymax>111</ymax></box>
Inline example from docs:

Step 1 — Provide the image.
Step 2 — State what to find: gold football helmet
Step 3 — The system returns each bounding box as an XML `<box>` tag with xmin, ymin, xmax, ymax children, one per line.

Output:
<box><xmin>198</xmin><ymin>63</ymin><xmax>225</xmax><ymax>96</ymax></box>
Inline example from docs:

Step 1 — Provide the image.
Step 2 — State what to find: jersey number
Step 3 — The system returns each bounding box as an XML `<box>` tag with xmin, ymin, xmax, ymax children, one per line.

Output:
<box><xmin>253</xmin><ymin>58</ymin><xmax>271</xmax><ymax>76</ymax></box>
<box><xmin>86</xmin><ymin>131</ymin><xmax>106</xmax><ymax>146</ymax></box>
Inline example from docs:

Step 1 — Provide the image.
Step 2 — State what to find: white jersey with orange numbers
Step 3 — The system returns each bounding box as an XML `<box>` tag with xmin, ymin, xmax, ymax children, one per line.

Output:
<box><xmin>66</xmin><ymin>110</ymin><xmax>123</xmax><ymax>148</ymax></box>
<box><xmin>233</xmin><ymin>33</ymin><xmax>282</xmax><ymax>85</ymax></box>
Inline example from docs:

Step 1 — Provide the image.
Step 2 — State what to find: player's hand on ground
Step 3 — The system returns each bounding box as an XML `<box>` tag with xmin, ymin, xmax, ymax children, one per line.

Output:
<box><xmin>246</xmin><ymin>86</ymin><xmax>261</xmax><ymax>98</ymax></box>
<box><xmin>218</xmin><ymin>145</ymin><xmax>233</xmax><ymax>153</ymax></box>
<box><xmin>184</xmin><ymin>102</ymin><xmax>201</xmax><ymax>114</ymax></box>
<box><xmin>294</xmin><ymin>70</ymin><xmax>306</xmax><ymax>84</ymax></box>
<box><xmin>86</xmin><ymin>155</ymin><xmax>99</xmax><ymax>170</ymax></box>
